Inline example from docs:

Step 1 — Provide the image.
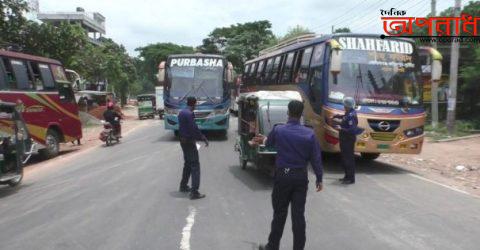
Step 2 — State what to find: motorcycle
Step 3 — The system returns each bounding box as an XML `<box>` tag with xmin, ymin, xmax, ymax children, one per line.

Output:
<box><xmin>100</xmin><ymin>118</ymin><xmax>121</xmax><ymax>146</ymax></box>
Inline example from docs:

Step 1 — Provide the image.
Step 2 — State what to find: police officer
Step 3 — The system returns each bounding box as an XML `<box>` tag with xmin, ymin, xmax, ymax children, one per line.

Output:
<box><xmin>178</xmin><ymin>97</ymin><xmax>209</xmax><ymax>200</ymax></box>
<box><xmin>334</xmin><ymin>97</ymin><xmax>360</xmax><ymax>185</ymax></box>
<box><xmin>253</xmin><ymin>100</ymin><xmax>323</xmax><ymax>250</ymax></box>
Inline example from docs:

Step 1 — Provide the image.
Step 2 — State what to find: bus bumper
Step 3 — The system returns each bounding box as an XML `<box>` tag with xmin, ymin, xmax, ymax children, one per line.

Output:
<box><xmin>164</xmin><ymin>114</ymin><xmax>230</xmax><ymax>131</ymax></box>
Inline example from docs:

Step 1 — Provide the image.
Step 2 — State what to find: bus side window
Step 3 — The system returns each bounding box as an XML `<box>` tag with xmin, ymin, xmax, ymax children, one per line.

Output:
<box><xmin>281</xmin><ymin>52</ymin><xmax>295</xmax><ymax>83</ymax></box>
<box><xmin>0</xmin><ymin>58</ymin><xmax>8</xmax><ymax>90</ymax></box>
<box><xmin>252</xmin><ymin>62</ymin><xmax>258</xmax><ymax>80</ymax></box>
<box><xmin>294</xmin><ymin>47</ymin><xmax>313</xmax><ymax>84</ymax></box>
<box><xmin>271</xmin><ymin>56</ymin><xmax>282</xmax><ymax>84</ymax></box>
<box><xmin>256</xmin><ymin>60</ymin><xmax>265</xmax><ymax>85</ymax></box>
<box><xmin>264</xmin><ymin>58</ymin><xmax>274</xmax><ymax>85</ymax></box>
<box><xmin>243</xmin><ymin>64</ymin><xmax>250</xmax><ymax>84</ymax></box>
<box><xmin>29</xmin><ymin>62</ymin><xmax>44</xmax><ymax>91</ymax></box>
<box><xmin>1</xmin><ymin>58</ymin><xmax>16</xmax><ymax>89</ymax></box>
<box><xmin>38</xmin><ymin>64</ymin><xmax>55</xmax><ymax>90</ymax></box>
<box><xmin>10</xmin><ymin>59</ymin><xmax>32</xmax><ymax>90</ymax></box>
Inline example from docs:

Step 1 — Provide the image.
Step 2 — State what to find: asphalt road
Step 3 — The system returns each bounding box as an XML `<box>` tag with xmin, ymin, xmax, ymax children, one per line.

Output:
<box><xmin>1</xmin><ymin>117</ymin><xmax>479</xmax><ymax>250</ymax></box>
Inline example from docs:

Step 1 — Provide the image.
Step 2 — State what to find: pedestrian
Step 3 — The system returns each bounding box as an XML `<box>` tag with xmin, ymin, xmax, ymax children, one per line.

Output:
<box><xmin>178</xmin><ymin>96</ymin><xmax>209</xmax><ymax>200</ymax></box>
<box><xmin>333</xmin><ymin>97</ymin><xmax>360</xmax><ymax>185</ymax></box>
<box><xmin>253</xmin><ymin>100</ymin><xmax>323</xmax><ymax>250</ymax></box>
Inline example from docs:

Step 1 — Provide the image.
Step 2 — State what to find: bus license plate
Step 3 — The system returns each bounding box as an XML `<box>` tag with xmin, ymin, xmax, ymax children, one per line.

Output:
<box><xmin>377</xmin><ymin>144</ymin><xmax>390</xmax><ymax>150</ymax></box>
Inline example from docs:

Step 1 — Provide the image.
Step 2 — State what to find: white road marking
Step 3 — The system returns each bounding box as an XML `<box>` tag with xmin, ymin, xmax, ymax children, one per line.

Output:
<box><xmin>180</xmin><ymin>206</ymin><xmax>197</xmax><ymax>250</ymax></box>
<box><xmin>408</xmin><ymin>173</ymin><xmax>480</xmax><ymax>198</ymax></box>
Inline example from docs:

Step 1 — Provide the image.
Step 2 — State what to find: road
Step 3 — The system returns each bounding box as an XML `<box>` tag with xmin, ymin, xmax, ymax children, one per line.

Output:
<box><xmin>0</xmin><ymin>117</ymin><xmax>479</xmax><ymax>250</ymax></box>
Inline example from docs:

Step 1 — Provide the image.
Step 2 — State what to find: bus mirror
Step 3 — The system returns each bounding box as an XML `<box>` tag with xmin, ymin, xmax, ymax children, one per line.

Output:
<box><xmin>227</xmin><ymin>62</ymin><xmax>234</xmax><ymax>83</ymax></box>
<box><xmin>330</xmin><ymin>49</ymin><xmax>342</xmax><ymax>74</ymax></box>
<box><xmin>431</xmin><ymin>60</ymin><xmax>442</xmax><ymax>82</ymax></box>
<box><xmin>157</xmin><ymin>61</ymin><xmax>165</xmax><ymax>83</ymax></box>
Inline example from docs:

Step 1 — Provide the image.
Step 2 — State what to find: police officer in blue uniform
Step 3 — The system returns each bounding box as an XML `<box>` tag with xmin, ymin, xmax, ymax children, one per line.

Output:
<box><xmin>253</xmin><ymin>100</ymin><xmax>323</xmax><ymax>250</ymax></box>
<box><xmin>334</xmin><ymin>97</ymin><xmax>360</xmax><ymax>185</ymax></box>
<box><xmin>178</xmin><ymin>97</ymin><xmax>209</xmax><ymax>200</ymax></box>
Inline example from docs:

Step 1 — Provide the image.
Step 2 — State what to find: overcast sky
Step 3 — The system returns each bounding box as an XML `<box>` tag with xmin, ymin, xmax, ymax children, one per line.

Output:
<box><xmin>36</xmin><ymin>0</ymin><xmax>457</xmax><ymax>56</ymax></box>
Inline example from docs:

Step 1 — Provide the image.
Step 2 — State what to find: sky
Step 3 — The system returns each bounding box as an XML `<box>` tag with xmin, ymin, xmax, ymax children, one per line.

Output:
<box><xmin>36</xmin><ymin>0</ymin><xmax>459</xmax><ymax>56</ymax></box>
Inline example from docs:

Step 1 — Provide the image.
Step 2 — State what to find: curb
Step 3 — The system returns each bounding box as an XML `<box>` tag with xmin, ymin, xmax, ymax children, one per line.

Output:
<box><xmin>434</xmin><ymin>134</ymin><xmax>480</xmax><ymax>143</ymax></box>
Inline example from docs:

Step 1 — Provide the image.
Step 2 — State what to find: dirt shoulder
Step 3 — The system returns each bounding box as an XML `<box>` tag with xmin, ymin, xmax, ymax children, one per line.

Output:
<box><xmin>378</xmin><ymin>136</ymin><xmax>480</xmax><ymax>196</ymax></box>
<box><xmin>24</xmin><ymin>106</ymin><xmax>149</xmax><ymax>177</ymax></box>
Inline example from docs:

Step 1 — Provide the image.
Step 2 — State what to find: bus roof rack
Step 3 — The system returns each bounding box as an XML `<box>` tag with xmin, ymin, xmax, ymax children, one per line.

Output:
<box><xmin>259</xmin><ymin>33</ymin><xmax>317</xmax><ymax>55</ymax></box>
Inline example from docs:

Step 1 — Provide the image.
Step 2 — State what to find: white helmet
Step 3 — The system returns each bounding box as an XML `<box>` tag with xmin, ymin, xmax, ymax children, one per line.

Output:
<box><xmin>343</xmin><ymin>97</ymin><xmax>356</xmax><ymax>109</ymax></box>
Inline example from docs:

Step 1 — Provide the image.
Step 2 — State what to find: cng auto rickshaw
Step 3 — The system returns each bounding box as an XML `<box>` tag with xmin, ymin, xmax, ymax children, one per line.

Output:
<box><xmin>0</xmin><ymin>102</ymin><xmax>34</xmax><ymax>187</ymax></box>
<box><xmin>137</xmin><ymin>94</ymin><xmax>156</xmax><ymax>119</ymax></box>
<box><xmin>234</xmin><ymin>91</ymin><xmax>302</xmax><ymax>176</ymax></box>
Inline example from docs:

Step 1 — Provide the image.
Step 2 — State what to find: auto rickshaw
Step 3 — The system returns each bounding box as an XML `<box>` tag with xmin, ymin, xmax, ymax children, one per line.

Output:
<box><xmin>0</xmin><ymin>102</ymin><xmax>35</xmax><ymax>187</ymax></box>
<box><xmin>137</xmin><ymin>94</ymin><xmax>156</xmax><ymax>119</ymax></box>
<box><xmin>234</xmin><ymin>91</ymin><xmax>302</xmax><ymax>176</ymax></box>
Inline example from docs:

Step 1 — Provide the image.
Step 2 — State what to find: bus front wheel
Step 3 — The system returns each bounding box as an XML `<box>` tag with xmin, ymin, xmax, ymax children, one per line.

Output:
<box><xmin>40</xmin><ymin>129</ymin><xmax>60</xmax><ymax>159</ymax></box>
<box><xmin>360</xmin><ymin>153</ymin><xmax>380</xmax><ymax>161</ymax></box>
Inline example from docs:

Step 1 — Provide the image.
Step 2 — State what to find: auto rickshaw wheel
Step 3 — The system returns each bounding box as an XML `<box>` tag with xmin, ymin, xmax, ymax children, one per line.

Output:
<box><xmin>40</xmin><ymin>129</ymin><xmax>60</xmax><ymax>159</ymax></box>
<box><xmin>241</xmin><ymin>159</ymin><xmax>247</xmax><ymax>170</ymax></box>
<box><xmin>7</xmin><ymin>168</ymin><xmax>23</xmax><ymax>187</ymax></box>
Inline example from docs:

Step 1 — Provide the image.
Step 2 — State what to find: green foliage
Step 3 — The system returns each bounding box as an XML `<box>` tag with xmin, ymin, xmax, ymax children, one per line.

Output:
<box><xmin>333</xmin><ymin>27</ymin><xmax>351</xmax><ymax>33</ymax></box>
<box><xmin>21</xmin><ymin>21</ymin><xmax>88</xmax><ymax>67</ymax></box>
<box><xmin>135</xmin><ymin>43</ymin><xmax>195</xmax><ymax>89</ymax></box>
<box><xmin>197</xmin><ymin>20</ymin><xmax>276</xmax><ymax>72</ymax></box>
<box><xmin>278</xmin><ymin>25</ymin><xmax>312</xmax><ymax>41</ymax></box>
<box><xmin>0</xmin><ymin>0</ymin><xmax>28</xmax><ymax>47</ymax></box>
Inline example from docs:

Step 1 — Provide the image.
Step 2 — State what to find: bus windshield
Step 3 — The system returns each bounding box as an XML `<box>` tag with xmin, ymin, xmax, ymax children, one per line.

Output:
<box><xmin>168</xmin><ymin>66</ymin><xmax>224</xmax><ymax>100</ymax></box>
<box><xmin>328</xmin><ymin>44</ymin><xmax>421</xmax><ymax>107</ymax></box>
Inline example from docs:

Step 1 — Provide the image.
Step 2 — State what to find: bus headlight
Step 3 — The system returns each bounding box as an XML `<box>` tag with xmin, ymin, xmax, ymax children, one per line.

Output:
<box><xmin>404</xmin><ymin>126</ymin><xmax>424</xmax><ymax>138</ymax></box>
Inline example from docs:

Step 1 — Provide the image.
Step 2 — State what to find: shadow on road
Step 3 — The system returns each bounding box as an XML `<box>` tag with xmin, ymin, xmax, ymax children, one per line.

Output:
<box><xmin>155</xmin><ymin>130</ymin><xmax>229</xmax><ymax>143</ymax></box>
<box><xmin>321</xmin><ymin>153</ymin><xmax>412</xmax><ymax>176</ymax></box>
<box><xmin>24</xmin><ymin>148</ymin><xmax>81</xmax><ymax>167</ymax></box>
<box><xmin>0</xmin><ymin>183</ymin><xmax>32</xmax><ymax>199</ymax></box>
<box><xmin>229</xmin><ymin>165</ymin><xmax>273</xmax><ymax>191</ymax></box>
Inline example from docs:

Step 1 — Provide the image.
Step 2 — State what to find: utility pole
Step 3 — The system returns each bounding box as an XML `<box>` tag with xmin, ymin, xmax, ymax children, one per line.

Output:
<box><xmin>332</xmin><ymin>25</ymin><xmax>334</xmax><ymax>34</ymax></box>
<box><xmin>447</xmin><ymin>0</ymin><xmax>462</xmax><ymax>134</ymax></box>
<box><xmin>430</xmin><ymin>0</ymin><xmax>439</xmax><ymax>128</ymax></box>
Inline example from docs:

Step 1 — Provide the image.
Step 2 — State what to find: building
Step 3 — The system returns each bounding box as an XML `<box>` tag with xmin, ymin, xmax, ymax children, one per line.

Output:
<box><xmin>37</xmin><ymin>7</ymin><xmax>106</xmax><ymax>45</ymax></box>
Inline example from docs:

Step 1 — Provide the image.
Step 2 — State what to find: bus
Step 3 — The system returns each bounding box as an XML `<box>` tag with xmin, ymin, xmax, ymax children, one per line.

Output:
<box><xmin>243</xmin><ymin>34</ymin><xmax>442</xmax><ymax>160</ymax></box>
<box><xmin>157</xmin><ymin>54</ymin><xmax>234</xmax><ymax>136</ymax></box>
<box><xmin>0</xmin><ymin>50</ymin><xmax>82</xmax><ymax>159</ymax></box>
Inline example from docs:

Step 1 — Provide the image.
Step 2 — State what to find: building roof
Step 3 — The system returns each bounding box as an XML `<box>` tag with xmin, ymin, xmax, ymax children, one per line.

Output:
<box><xmin>37</xmin><ymin>11</ymin><xmax>106</xmax><ymax>34</ymax></box>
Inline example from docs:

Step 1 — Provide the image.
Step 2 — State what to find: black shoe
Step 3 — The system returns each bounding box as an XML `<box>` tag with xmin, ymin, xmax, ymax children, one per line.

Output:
<box><xmin>190</xmin><ymin>192</ymin><xmax>206</xmax><ymax>200</ymax></box>
<box><xmin>341</xmin><ymin>179</ymin><xmax>355</xmax><ymax>185</ymax></box>
<box><xmin>339</xmin><ymin>178</ymin><xmax>346</xmax><ymax>182</ymax></box>
<box><xmin>179</xmin><ymin>186</ymin><xmax>191</xmax><ymax>193</ymax></box>
<box><xmin>258</xmin><ymin>244</ymin><xmax>270</xmax><ymax>250</ymax></box>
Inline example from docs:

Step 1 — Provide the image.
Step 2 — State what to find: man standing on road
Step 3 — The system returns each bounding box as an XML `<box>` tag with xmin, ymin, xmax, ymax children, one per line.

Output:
<box><xmin>333</xmin><ymin>97</ymin><xmax>360</xmax><ymax>185</ymax></box>
<box><xmin>252</xmin><ymin>100</ymin><xmax>323</xmax><ymax>250</ymax></box>
<box><xmin>178</xmin><ymin>97</ymin><xmax>209</xmax><ymax>200</ymax></box>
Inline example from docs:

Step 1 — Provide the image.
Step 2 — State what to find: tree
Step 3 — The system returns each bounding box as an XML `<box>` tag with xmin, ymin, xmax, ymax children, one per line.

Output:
<box><xmin>0</xmin><ymin>0</ymin><xmax>28</xmax><ymax>47</ymax></box>
<box><xmin>21</xmin><ymin>21</ymin><xmax>88</xmax><ymax>67</ymax></box>
<box><xmin>198</xmin><ymin>20</ymin><xmax>276</xmax><ymax>72</ymax></box>
<box><xmin>135</xmin><ymin>43</ymin><xmax>195</xmax><ymax>89</ymax></box>
<box><xmin>333</xmin><ymin>27</ymin><xmax>351</xmax><ymax>33</ymax></box>
<box><xmin>278</xmin><ymin>25</ymin><xmax>312</xmax><ymax>42</ymax></box>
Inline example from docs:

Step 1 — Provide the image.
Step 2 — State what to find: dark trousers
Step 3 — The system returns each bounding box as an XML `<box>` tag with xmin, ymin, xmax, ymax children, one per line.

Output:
<box><xmin>339</xmin><ymin>130</ymin><xmax>356</xmax><ymax>181</ymax></box>
<box><xmin>267</xmin><ymin>168</ymin><xmax>308</xmax><ymax>250</ymax></box>
<box><xmin>180</xmin><ymin>141</ymin><xmax>200</xmax><ymax>192</ymax></box>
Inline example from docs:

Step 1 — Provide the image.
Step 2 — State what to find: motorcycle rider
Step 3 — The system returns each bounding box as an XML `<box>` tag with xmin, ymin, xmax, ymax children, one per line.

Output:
<box><xmin>103</xmin><ymin>102</ymin><xmax>122</xmax><ymax>137</ymax></box>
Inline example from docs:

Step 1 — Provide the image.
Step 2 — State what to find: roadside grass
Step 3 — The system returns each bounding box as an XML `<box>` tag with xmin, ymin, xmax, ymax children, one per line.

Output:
<box><xmin>425</xmin><ymin>119</ymin><xmax>480</xmax><ymax>140</ymax></box>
